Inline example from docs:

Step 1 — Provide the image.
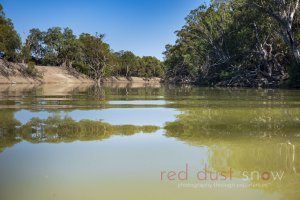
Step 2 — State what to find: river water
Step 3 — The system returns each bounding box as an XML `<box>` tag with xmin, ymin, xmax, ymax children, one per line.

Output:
<box><xmin>0</xmin><ymin>84</ymin><xmax>299</xmax><ymax>200</ymax></box>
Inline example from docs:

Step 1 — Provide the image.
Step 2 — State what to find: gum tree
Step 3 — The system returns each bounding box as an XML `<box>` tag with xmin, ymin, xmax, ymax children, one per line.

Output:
<box><xmin>79</xmin><ymin>33</ymin><xmax>110</xmax><ymax>85</ymax></box>
<box><xmin>249</xmin><ymin>0</ymin><xmax>300</xmax><ymax>63</ymax></box>
<box><xmin>0</xmin><ymin>4</ymin><xmax>21</xmax><ymax>61</ymax></box>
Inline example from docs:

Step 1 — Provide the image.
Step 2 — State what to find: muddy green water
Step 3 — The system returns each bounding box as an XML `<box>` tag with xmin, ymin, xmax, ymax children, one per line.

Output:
<box><xmin>0</xmin><ymin>84</ymin><xmax>299</xmax><ymax>200</ymax></box>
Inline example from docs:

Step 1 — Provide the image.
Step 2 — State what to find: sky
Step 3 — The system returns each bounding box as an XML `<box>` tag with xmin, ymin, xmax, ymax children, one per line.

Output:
<box><xmin>1</xmin><ymin>0</ymin><xmax>206</xmax><ymax>60</ymax></box>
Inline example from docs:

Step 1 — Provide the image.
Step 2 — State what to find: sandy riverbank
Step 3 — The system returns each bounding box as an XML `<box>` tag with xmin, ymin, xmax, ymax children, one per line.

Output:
<box><xmin>0</xmin><ymin>60</ymin><xmax>161</xmax><ymax>84</ymax></box>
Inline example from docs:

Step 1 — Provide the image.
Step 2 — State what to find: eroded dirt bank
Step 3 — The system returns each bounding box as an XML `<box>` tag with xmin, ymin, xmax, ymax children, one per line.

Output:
<box><xmin>0</xmin><ymin>60</ymin><xmax>161</xmax><ymax>84</ymax></box>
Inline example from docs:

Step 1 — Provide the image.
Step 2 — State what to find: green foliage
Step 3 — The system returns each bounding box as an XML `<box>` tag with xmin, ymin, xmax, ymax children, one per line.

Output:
<box><xmin>164</xmin><ymin>3</ymin><xmax>234</xmax><ymax>83</ymax></box>
<box><xmin>0</xmin><ymin>4</ymin><xmax>164</xmax><ymax>80</ymax></box>
<box><xmin>78</xmin><ymin>33</ymin><xmax>111</xmax><ymax>81</ymax></box>
<box><xmin>164</xmin><ymin>0</ymin><xmax>300</xmax><ymax>87</ymax></box>
<box><xmin>18</xmin><ymin>115</ymin><xmax>159</xmax><ymax>143</ymax></box>
<box><xmin>26</xmin><ymin>61</ymin><xmax>39</xmax><ymax>77</ymax></box>
<box><xmin>113</xmin><ymin>51</ymin><xmax>138</xmax><ymax>76</ymax></box>
<box><xmin>22</xmin><ymin>25</ymin><xmax>165</xmax><ymax>80</ymax></box>
<box><xmin>110</xmin><ymin>52</ymin><xmax>164</xmax><ymax>77</ymax></box>
<box><xmin>72</xmin><ymin>61</ymin><xmax>89</xmax><ymax>74</ymax></box>
<box><xmin>21</xmin><ymin>25</ymin><xmax>164</xmax><ymax>80</ymax></box>
<box><xmin>22</xmin><ymin>28</ymin><xmax>46</xmax><ymax>63</ymax></box>
<box><xmin>140</xmin><ymin>56</ymin><xmax>164</xmax><ymax>77</ymax></box>
<box><xmin>0</xmin><ymin>110</ymin><xmax>21</xmax><ymax>153</ymax></box>
<box><xmin>20</xmin><ymin>45</ymin><xmax>31</xmax><ymax>63</ymax></box>
<box><xmin>0</xmin><ymin>4</ymin><xmax>21</xmax><ymax>61</ymax></box>
<box><xmin>1</xmin><ymin>2</ymin><xmax>299</xmax><ymax>85</ymax></box>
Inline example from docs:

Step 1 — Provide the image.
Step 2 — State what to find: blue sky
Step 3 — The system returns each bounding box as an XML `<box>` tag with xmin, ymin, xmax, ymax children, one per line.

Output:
<box><xmin>1</xmin><ymin>0</ymin><xmax>206</xmax><ymax>59</ymax></box>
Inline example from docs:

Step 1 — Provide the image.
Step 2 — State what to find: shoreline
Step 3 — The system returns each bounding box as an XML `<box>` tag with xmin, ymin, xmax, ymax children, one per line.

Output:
<box><xmin>0</xmin><ymin>60</ymin><xmax>161</xmax><ymax>85</ymax></box>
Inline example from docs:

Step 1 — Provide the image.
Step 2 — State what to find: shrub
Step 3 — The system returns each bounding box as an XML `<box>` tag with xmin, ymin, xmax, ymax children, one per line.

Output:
<box><xmin>26</xmin><ymin>61</ymin><xmax>38</xmax><ymax>77</ymax></box>
<box><xmin>73</xmin><ymin>62</ymin><xmax>89</xmax><ymax>75</ymax></box>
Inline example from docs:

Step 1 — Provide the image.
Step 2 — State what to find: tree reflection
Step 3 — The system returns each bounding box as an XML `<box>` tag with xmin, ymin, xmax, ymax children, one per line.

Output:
<box><xmin>165</xmin><ymin>106</ymin><xmax>300</xmax><ymax>200</ymax></box>
<box><xmin>20</xmin><ymin>115</ymin><xmax>159</xmax><ymax>143</ymax></box>
<box><xmin>0</xmin><ymin>113</ymin><xmax>159</xmax><ymax>151</ymax></box>
<box><xmin>0</xmin><ymin>110</ymin><xmax>21</xmax><ymax>153</ymax></box>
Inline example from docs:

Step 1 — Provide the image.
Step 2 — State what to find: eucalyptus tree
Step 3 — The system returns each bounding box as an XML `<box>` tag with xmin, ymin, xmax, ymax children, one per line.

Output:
<box><xmin>116</xmin><ymin>50</ymin><xmax>138</xmax><ymax>77</ymax></box>
<box><xmin>22</xmin><ymin>28</ymin><xmax>45</xmax><ymax>63</ymax></box>
<box><xmin>141</xmin><ymin>56</ymin><xmax>164</xmax><ymax>77</ymax></box>
<box><xmin>0</xmin><ymin>4</ymin><xmax>21</xmax><ymax>61</ymax></box>
<box><xmin>78</xmin><ymin>33</ymin><xmax>111</xmax><ymax>85</ymax></box>
<box><xmin>59</xmin><ymin>28</ymin><xmax>80</xmax><ymax>68</ymax></box>
<box><xmin>164</xmin><ymin>0</ymin><xmax>298</xmax><ymax>86</ymax></box>
<box><xmin>164</xmin><ymin>2</ymin><xmax>234</xmax><ymax>84</ymax></box>
<box><xmin>43</xmin><ymin>27</ymin><xmax>64</xmax><ymax>65</ymax></box>
<box><xmin>248</xmin><ymin>0</ymin><xmax>300</xmax><ymax>63</ymax></box>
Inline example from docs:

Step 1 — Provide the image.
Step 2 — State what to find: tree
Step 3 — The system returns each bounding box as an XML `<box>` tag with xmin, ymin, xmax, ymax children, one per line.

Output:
<box><xmin>0</xmin><ymin>4</ymin><xmax>21</xmax><ymax>61</ymax></box>
<box><xmin>78</xmin><ymin>33</ymin><xmax>110</xmax><ymax>85</ymax></box>
<box><xmin>228</xmin><ymin>1</ymin><xmax>289</xmax><ymax>78</ymax></box>
<box><xmin>0</xmin><ymin>4</ymin><xmax>164</xmax><ymax>81</ymax></box>
<box><xmin>164</xmin><ymin>2</ymin><xmax>234</xmax><ymax>84</ymax></box>
<box><xmin>0</xmin><ymin>110</ymin><xmax>21</xmax><ymax>153</ymax></box>
<box><xmin>22</xmin><ymin>28</ymin><xmax>45</xmax><ymax>63</ymax></box>
<box><xmin>59</xmin><ymin>28</ymin><xmax>80</xmax><ymax>67</ymax></box>
<box><xmin>43</xmin><ymin>27</ymin><xmax>63</xmax><ymax>65</ymax></box>
<box><xmin>141</xmin><ymin>56</ymin><xmax>164</xmax><ymax>77</ymax></box>
<box><xmin>117</xmin><ymin>51</ymin><xmax>138</xmax><ymax>77</ymax></box>
<box><xmin>249</xmin><ymin>0</ymin><xmax>300</xmax><ymax>63</ymax></box>
<box><xmin>164</xmin><ymin>0</ymin><xmax>295</xmax><ymax>87</ymax></box>
<box><xmin>23</xmin><ymin>27</ymin><xmax>80</xmax><ymax>67</ymax></box>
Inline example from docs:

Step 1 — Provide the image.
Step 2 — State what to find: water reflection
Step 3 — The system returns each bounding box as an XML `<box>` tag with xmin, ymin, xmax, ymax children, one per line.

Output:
<box><xmin>0</xmin><ymin>84</ymin><xmax>300</xmax><ymax>200</ymax></box>
<box><xmin>0</xmin><ymin>111</ymin><xmax>159</xmax><ymax>152</ymax></box>
<box><xmin>165</xmin><ymin>103</ymin><xmax>300</xmax><ymax>200</ymax></box>
<box><xmin>15</xmin><ymin>108</ymin><xmax>179</xmax><ymax>126</ymax></box>
<box><xmin>0</xmin><ymin>110</ymin><xmax>21</xmax><ymax>153</ymax></box>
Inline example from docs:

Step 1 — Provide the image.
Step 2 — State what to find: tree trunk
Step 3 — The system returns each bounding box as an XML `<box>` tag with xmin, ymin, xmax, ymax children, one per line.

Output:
<box><xmin>282</xmin><ymin>25</ymin><xmax>300</xmax><ymax>63</ymax></box>
<box><xmin>97</xmin><ymin>76</ymin><xmax>101</xmax><ymax>87</ymax></box>
<box><xmin>292</xmin><ymin>44</ymin><xmax>300</xmax><ymax>63</ymax></box>
<box><xmin>251</xmin><ymin>1</ymin><xmax>300</xmax><ymax>63</ymax></box>
<box><xmin>69</xmin><ymin>61</ymin><xmax>73</xmax><ymax>68</ymax></box>
<box><xmin>61</xmin><ymin>61</ymin><xmax>67</xmax><ymax>68</ymax></box>
<box><xmin>126</xmin><ymin>65</ymin><xmax>129</xmax><ymax>77</ymax></box>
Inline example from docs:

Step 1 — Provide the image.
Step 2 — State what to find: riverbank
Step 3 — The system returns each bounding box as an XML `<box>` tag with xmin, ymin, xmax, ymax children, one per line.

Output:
<box><xmin>0</xmin><ymin>60</ymin><xmax>161</xmax><ymax>84</ymax></box>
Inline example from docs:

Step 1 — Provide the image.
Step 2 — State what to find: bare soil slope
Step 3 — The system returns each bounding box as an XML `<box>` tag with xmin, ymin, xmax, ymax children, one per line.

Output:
<box><xmin>0</xmin><ymin>60</ymin><xmax>162</xmax><ymax>85</ymax></box>
<box><xmin>0</xmin><ymin>60</ymin><xmax>94</xmax><ymax>84</ymax></box>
